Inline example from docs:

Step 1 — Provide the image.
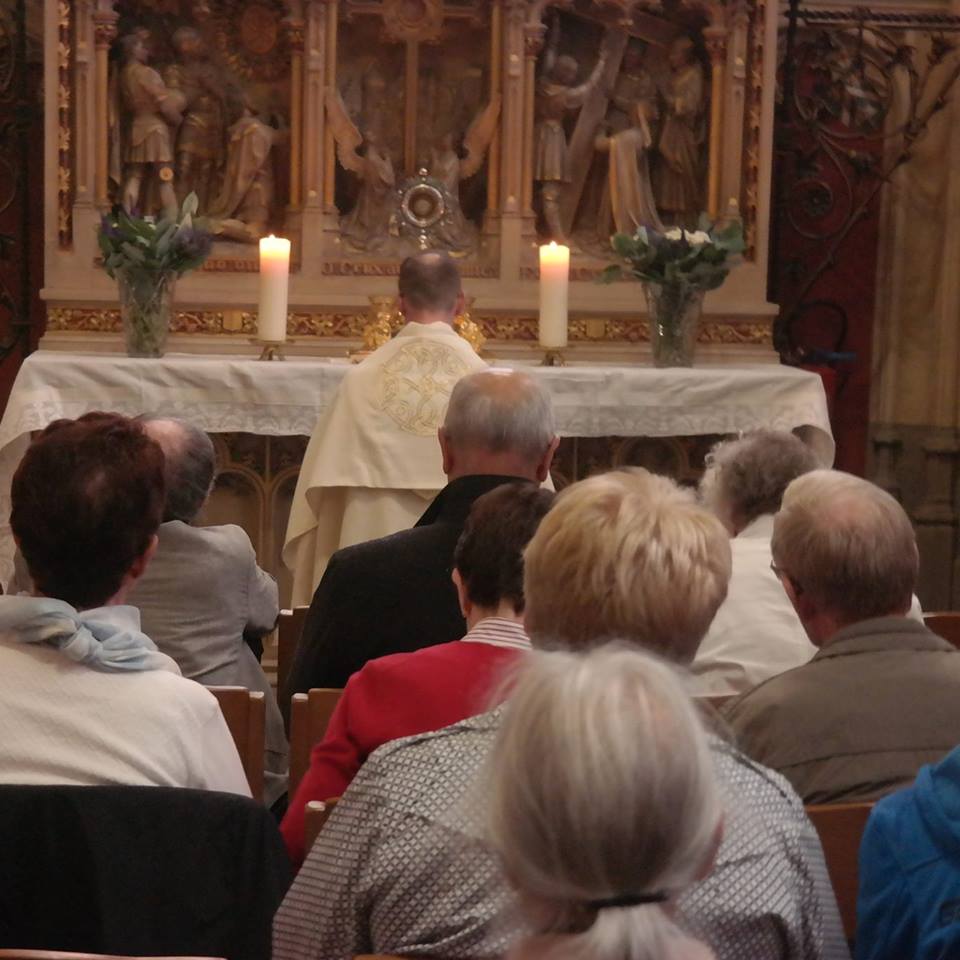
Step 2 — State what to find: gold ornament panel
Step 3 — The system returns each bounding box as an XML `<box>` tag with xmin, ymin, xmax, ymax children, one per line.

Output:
<box><xmin>46</xmin><ymin>307</ymin><xmax>772</xmax><ymax>345</ymax></box>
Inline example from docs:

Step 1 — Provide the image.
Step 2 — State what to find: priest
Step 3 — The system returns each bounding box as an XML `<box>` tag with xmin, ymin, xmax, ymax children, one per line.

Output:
<box><xmin>283</xmin><ymin>251</ymin><xmax>487</xmax><ymax>607</ymax></box>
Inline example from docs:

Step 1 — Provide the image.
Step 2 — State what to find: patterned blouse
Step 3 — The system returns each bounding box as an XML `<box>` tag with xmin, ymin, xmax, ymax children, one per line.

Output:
<box><xmin>274</xmin><ymin>709</ymin><xmax>850</xmax><ymax>960</ymax></box>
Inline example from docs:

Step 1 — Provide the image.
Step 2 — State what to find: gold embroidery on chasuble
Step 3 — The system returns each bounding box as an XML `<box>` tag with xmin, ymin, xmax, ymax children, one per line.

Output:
<box><xmin>378</xmin><ymin>341</ymin><xmax>471</xmax><ymax>436</ymax></box>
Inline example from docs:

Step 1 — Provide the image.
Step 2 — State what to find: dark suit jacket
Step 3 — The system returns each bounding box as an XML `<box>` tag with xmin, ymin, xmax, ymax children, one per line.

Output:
<box><xmin>0</xmin><ymin>785</ymin><xmax>290</xmax><ymax>959</ymax></box>
<box><xmin>286</xmin><ymin>474</ymin><xmax>528</xmax><ymax>695</ymax></box>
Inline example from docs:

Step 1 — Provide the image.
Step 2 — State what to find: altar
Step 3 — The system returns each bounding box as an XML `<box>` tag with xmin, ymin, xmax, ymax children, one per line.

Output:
<box><xmin>0</xmin><ymin>350</ymin><xmax>833</xmax><ymax>602</ymax></box>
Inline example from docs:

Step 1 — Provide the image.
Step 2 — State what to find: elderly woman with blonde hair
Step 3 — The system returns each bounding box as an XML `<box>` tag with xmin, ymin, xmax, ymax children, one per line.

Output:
<box><xmin>488</xmin><ymin>644</ymin><xmax>723</xmax><ymax>960</ymax></box>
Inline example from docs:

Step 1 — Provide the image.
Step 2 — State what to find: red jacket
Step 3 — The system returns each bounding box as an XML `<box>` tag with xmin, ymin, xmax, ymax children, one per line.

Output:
<box><xmin>281</xmin><ymin>618</ymin><xmax>529</xmax><ymax>865</ymax></box>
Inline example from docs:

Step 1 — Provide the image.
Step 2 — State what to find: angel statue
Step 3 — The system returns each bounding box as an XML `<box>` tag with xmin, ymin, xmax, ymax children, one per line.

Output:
<box><xmin>428</xmin><ymin>97</ymin><xmax>501</xmax><ymax>253</ymax></box>
<box><xmin>326</xmin><ymin>89</ymin><xmax>397</xmax><ymax>253</ymax></box>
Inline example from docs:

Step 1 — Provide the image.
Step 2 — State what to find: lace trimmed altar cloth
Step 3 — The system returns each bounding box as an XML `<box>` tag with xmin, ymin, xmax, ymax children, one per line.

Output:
<box><xmin>0</xmin><ymin>351</ymin><xmax>833</xmax><ymax>587</ymax></box>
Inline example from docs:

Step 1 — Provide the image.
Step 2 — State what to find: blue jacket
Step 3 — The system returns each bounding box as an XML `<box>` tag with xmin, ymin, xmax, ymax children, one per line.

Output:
<box><xmin>856</xmin><ymin>745</ymin><xmax>960</xmax><ymax>959</ymax></box>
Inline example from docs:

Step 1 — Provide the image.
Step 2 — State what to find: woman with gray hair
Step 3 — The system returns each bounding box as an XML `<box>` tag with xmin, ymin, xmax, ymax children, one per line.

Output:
<box><xmin>488</xmin><ymin>645</ymin><xmax>722</xmax><ymax>960</ymax></box>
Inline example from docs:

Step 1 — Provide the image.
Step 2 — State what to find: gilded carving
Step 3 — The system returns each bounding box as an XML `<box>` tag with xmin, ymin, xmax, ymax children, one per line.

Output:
<box><xmin>57</xmin><ymin>0</ymin><xmax>72</xmax><ymax>248</ymax></box>
<box><xmin>743</xmin><ymin>0</ymin><xmax>763</xmax><ymax>257</ymax></box>
<box><xmin>212</xmin><ymin>0</ymin><xmax>290</xmax><ymax>81</ymax></box>
<box><xmin>380</xmin><ymin>0</ymin><xmax>446</xmax><ymax>44</ymax></box>
<box><xmin>48</xmin><ymin>306</ymin><xmax>772</xmax><ymax>345</ymax></box>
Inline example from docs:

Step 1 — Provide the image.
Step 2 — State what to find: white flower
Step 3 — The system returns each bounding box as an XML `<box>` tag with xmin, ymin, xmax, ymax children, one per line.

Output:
<box><xmin>688</xmin><ymin>230</ymin><xmax>712</xmax><ymax>245</ymax></box>
<box><xmin>665</xmin><ymin>227</ymin><xmax>684</xmax><ymax>240</ymax></box>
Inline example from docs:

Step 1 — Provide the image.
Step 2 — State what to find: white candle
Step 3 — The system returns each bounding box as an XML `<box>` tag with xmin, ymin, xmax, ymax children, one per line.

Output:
<box><xmin>539</xmin><ymin>241</ymin><xmax>569</xmax><ymax>350</ymax></box>
<box><xmin>258</xmin><ymin>235</ymin><xmax>291</xmax><ymax>342</ymax></box>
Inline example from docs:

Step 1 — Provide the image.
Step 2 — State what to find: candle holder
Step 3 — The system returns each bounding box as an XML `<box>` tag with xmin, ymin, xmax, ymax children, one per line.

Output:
<box><xmin>539</xmin><ymin>347</ymin><xmax>567</xmax><ymax>367</ymax></box>
<box><xmin>250</xmin><ymin>338</ymin><xmax>292</xmax><ymax>361</ymax></box>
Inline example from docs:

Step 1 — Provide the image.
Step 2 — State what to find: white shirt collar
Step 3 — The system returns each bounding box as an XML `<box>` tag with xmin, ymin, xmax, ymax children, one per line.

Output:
<box><xmin>736</xmin><ymin>514</ymin><xmax>775</xmax><ymax>540</ymax></box>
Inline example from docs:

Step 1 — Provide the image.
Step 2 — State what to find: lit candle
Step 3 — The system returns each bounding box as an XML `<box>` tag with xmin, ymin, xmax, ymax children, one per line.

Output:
<box><xmin>539</xmin><ymin>241</ymin><xmax>569</xmax><ymax>350</ymax></box>
<box><xmin>258</xmin><ymin>235</ymin><xmax>291</xmax><ymax>342</ymax></box>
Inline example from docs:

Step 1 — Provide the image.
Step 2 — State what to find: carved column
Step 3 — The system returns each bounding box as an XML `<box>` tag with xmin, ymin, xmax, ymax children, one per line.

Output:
<box><xmin>703</xmin><ymin>24</ymin><xmax>727</xmax><ymax>220</ymax></box>
<box><xmin>303</xmin><ymin>1</ymin><xmax>327</xmax><ymax>211</ymax></box>
<box><xmin>91</xmin><ymin>3</ymin><xmax>117</xmax><ymax>209</ymax></box>
<box><xmin>284</xmin><ymin>14</ymin><xmax>306</xmax><ymax>210</ymax></box>
<box><xmin>322</xmin><ymin>0</ymin><xmax>339</xmax><ymax>214</ymax></box>
<box><xmin>484</xmin><ymin>0</ymin><xmax>503</xmax><ymax>226</ymax></box>
<box><xmin>499</xmin><ymin>1</ymin><xmax>528</xmax><ymax>218</ymax></box>
<box><xmin>521</xmin><ymin>20</ymin><xmax>545</xmax><ymax>221</ymax></box>
<box><xmin>719</xmin><ymin>0</ymin><xmax>749</xmax><ymax>220</ymax></box>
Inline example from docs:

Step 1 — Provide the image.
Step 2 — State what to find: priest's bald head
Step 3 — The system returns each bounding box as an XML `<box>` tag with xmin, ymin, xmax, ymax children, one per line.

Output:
<box><xmin>439</xmin><ymin>369</ymin><xmax>558</xmax><ymax>484</ymax></box>
<box><xmin>398</xmin><ymin>251</ymin><xmax>465</xmax><ymax>324</ymax></box>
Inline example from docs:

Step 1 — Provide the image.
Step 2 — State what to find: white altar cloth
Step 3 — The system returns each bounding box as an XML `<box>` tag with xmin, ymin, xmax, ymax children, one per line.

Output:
<box><xmin>0</xmin><ymin>351</ymin><xmax>833</xmax><ymax>586</ymax></box>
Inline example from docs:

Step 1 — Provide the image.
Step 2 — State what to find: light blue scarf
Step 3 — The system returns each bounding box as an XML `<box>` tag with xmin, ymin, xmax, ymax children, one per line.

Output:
<box><xmin>0</xmin><ymin>595</ymin><xmax>170</xmax><ymax>672</ymax></box>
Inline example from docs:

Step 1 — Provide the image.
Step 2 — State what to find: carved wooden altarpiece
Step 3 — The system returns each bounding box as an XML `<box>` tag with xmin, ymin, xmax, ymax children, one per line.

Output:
<box><xmin>41</xmin><ymin>0</ymin><xmax>778</xmax><ymax>358</ymax></box>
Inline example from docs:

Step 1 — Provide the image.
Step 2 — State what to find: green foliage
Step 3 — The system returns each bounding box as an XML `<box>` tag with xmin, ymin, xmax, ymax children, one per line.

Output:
<box><xmin>603</xmin><ymin>217</ymin><xmax>745</xmax><ymax>291</ymax></box>
<box><xmin>97</xmin><ymin>193</ymin><xmax>212</xmax><ymax>282</ymax></box>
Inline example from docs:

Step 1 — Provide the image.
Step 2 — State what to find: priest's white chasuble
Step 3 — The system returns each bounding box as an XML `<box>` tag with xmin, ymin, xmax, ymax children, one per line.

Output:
<box><xmin>283</xmin><ymin>321</ymin><xmax>488</xmax><ymax>606</ymax></box>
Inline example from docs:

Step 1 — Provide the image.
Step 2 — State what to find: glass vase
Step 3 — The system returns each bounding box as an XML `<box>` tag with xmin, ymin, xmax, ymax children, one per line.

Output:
<box><xmin>644</xmin><ymin>282</ymin><xmax>705</xmax><ymax>368</ymax></box>
<box><xmin>118</xmin><ymin>271</ymin><xmax>175</xmax><ymax>358</ymax></box>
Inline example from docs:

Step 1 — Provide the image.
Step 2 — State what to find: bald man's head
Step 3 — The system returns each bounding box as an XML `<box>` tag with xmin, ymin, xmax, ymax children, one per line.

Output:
<box><xmin>140</xmin><ymin>417</ymin><xmax>216</xmax><ymax>524</ymax></box>
<box><xmin>440</xmin><ymin>370</ymin><xmax>558</xmax><ymax>482</ymax></box>
<box><xmin>398</xmin><ymin>251</ymin><xmax>463</xmax><ymax>320</ymax></box>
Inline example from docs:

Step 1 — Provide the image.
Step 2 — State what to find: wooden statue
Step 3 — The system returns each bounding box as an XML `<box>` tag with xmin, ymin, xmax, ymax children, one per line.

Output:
<box><xmin>117</xmin><ymin>32</ymin><xmax>183</xmax><ymax>218</ymax></box>
<box><xmin>326</xmin><ymin>89</ymin><xmax>397</xmax><ymax>253</ymax></box>
<box><xmin>595</xmin><ymin>101</ymin><xmax>662</xmax><ymax>237</ymax></box>
<box><xmin>208</xmin><ymin>97</ymin><xmax>282</xmax><ymax>243</ymax></box>
<box><xmin>428</xmin><ymin>97</ymin><xmax>501</xmax><ymax>253</ymax></box>
<box><xmin>535</xmin><ymin>16</ymin><xmax>608</xmax><ymax>243</ymax></box>
<box><xmin>165</xmin><ymin>26</ymin><xmax>228</xmax><ymax>212</ymax></box>
<box><xmin>655</xmin><ymin>36</ymin><xmax>706</xmax><ymax>226</ymax></box>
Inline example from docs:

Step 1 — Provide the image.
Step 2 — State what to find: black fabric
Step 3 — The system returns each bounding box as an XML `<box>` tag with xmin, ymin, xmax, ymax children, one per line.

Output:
<box><xmin>287</xmin><ymin>474</ymin><xmax>529</xmax><ymax>697</ymax></box>
<box><xmin>0</xmin><ymin>785</ymin><xmax>291</xmax><ymax>959</ymax></box>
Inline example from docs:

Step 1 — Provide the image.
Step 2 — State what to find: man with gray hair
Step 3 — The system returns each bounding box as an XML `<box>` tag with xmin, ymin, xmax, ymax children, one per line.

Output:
<box><xmin>127</xmin><ymin>417</ymin><xmax>287</xmax><ymax>807</ymax></box>
<box><xmin>726</xmin><ymin>469</ymin><xmax>960</xmax><ymax>804</ymax></box>
<box><xmin>286</xmin><ymin>368</ymin><xmax>558</xmax><ymax>693</ymax></box>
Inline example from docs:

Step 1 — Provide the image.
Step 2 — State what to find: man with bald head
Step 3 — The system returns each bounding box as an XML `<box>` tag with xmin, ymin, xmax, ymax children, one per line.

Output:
<box><xmin>283</xmin><ymin>251</ymin><xmax>488</xmax><ymax>607</ymax></box>
<box><xmin>127</xmin><ymin>417</ymin><xmax>287</xmax><ymax>807</ymax></box>
<box><xmin>726</xmin><ymin>469</ymin><xmax>960</xmax><ymax>805</ymax></box>
<box><xmin>286</xmin><ymin>367</ymin><xmax>558</xmax><ymax>695</ymax></box>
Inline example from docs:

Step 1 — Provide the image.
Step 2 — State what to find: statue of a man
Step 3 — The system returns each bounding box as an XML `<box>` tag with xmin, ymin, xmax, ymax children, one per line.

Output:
<box><xmin>535</xmin><ymin>17</ymin><xmax>608</xmax><ymax>242</ymax></box>
<box><xmin>608</xmin><ymin>43</ymin><xmax>659</xmax><ymax>138</ymax></box>
<box><xmin>655</xmin><ymin>36</ymin><xmax>706</xmax><ymax>226</ymax></box>
<box><xmin>165</xmin><ymin>26</ymin><xmax>226</xmax><ymax>211</ymax></box>
<box><xmin>118</xmin><ymin>32</ymin><xmax>183</xmax><ymax>218</ymax></box>
<box><xmin>595</xmin><ymin>101</ymin><xmax>662</xmax><ymax>237</ymax></box>
<box><xmin>208</xmin><ymin>98</ymin><xmax>282</xmax><ymax>242</ymax></box>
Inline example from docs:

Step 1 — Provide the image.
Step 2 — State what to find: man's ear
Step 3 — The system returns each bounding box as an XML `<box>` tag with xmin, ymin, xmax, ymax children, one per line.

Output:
<box><xmin>536</xmin><ymin>436</ymin><xmax>560</xmax><ymax>483</ymax></box>
<box><xmin>453</xmin><ymin>290</ymin><xmax>466</xmax><ymax>317</ymax></box>
<box><xmin>452</xmin><ymin>567</ymin><xmax>470</xmax><ymax>620</ymax></box>
<box><xmin>397</xmin><ymin>295</ymin><xmax>409</xmax><ymax>318</ymax></box>
<box><xmin>438</xmin><ymin>427</ymin><xmax>454</xmax><ymax>477</ymax></box>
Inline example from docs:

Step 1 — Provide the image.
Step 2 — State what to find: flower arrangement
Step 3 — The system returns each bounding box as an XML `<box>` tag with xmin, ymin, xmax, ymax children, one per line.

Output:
<box><xmin>601</xmin><ymin>217</ymin><xmax>745</xmax><ymax>367</ymax></box>
<box><xmin>98</xmin><ymin>194</ymin><xmax>212</xmax><ymax>357</ymax></box>
<box><xmin>601</xmin><ymin>216</ymin><xmax>745</xmax><ymax>290</ymax></box>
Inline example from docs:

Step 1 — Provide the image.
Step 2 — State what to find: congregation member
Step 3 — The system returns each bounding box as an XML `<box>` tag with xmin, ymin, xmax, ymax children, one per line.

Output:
<box><xmin>0</xmin><ymin>412</ymin><xmax>249</xmax><ymax>795</ymax></box>
<box><xmin>692</xmin><ymin>430</ymin><xmax>820</xmax><ymax>697</ymax></box>
<box><xmin>488</xmin><ymin>646</ymin><xmax>723</xmax><ymax>960</ymax></box>
<box><xmin>128</xmin><ymin>417</ymin><xmax>287</xmax><ymax>808</ymax></box>
<box><xmin>856</xmin><ymin>743</ymin><xmax>960</xmax><ymax>960</ymax></box>
<box><xmin>725</xmin><ymin>469</ymin><xmax>960</xmax><ymax>804</ymax></box>
<box><xmin>281</xmin><ymin>482</ymin><xmax>554</xmax><ymax>864</ymax></box>
<box><xmin>283</xmin><ymin>250</ymin><xmax>487</xmax><ymax>606</ymax></box>
<box><xmin>273</xmin><ymin>469</ymin><xmax>847</xmax><ymax>960</ymax></box>
<box><xmin>286</xmin><ymin>367</ymin><xmax>558</xmax><ymax>693</ymax></box>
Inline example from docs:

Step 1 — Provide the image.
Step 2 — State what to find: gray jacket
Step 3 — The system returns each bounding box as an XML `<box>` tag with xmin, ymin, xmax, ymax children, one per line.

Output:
<box><xmin>128</xmin><ymin>521</ymin><xmax>287</xmax><ymax>806</ymax></box>
<box><xmin>724</xmin><ymin>616</ymin><xmax>960</xmax><ymax>804</ymax></box>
